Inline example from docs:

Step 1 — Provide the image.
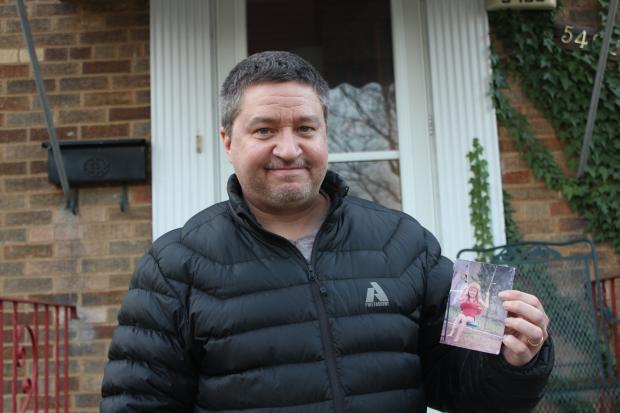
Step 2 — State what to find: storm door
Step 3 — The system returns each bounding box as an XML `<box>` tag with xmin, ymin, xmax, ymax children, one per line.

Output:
<box><xmin>246</xmin><ymin>0</ymin><xmax>419</xmax><ymax>212</ymax></box>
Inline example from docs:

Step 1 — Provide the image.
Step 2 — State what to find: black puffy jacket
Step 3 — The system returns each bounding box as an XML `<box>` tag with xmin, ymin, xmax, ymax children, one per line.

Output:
<box><xmin>101</xmin><ymin>171</ymin><xmax>553</xmax><ymax>412</ymax></box>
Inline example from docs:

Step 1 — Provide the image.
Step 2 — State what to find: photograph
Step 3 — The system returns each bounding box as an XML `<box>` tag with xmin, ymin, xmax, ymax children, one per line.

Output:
<box><xmin>440</xmin><ymin>259</ymin><xmax>516</xmax><ymax>354</ymax></box>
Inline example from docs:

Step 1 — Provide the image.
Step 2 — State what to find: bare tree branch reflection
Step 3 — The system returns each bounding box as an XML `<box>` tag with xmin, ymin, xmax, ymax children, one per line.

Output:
<box><xmin>327</xmin><ymin>82</ymin><xmax>401</xmax><ymax>209</ymax></box>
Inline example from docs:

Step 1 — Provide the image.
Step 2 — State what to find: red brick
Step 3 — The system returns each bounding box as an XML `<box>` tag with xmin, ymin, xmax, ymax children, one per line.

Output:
<box><xmin>132</xmin><ymin>57</ymin><xmax>149</xmax><ymax>73</ymax></box>
<box><xmin>4</xmin><ymin>244</ymin><xmax>53</xmax><ymax>259</ymax></box>
<box><xmin>119</xmin><ymin>43</ymin><xmax>145</xmax><ymax>58</ymax></box>
<box><xmin>30</xmin><ymin>126</ymin><xmax>78</xmax><ymax>142</ymax></box>
<box><xmin>30</xmin><ymin>160</ymin><xmax>48</xmax><ymax>174</ymax></box>
<box><xmin>80</xmin><ymin>30</ymin><xmax>127</xmax><ymax>44</ymax></box>
<box><xmin>82</xmin><ymin>257</ymin><xmax>131</xmax><ymax>273</ymax></box>
<box><xmin>40</xmin><ymin>62</ymin><xmax>79</xmax><ymax>77</ymax></box>
<box><xmin>4</xmin><ymin>278</ymin><xmax>53</xmax><ymax>294</ymax></box>
<box><xmin>93</xmin><ymin>325</ymin><xmax>116</xmax><ymax>339</ymax></box>
<box><xmin>0</xmin><ymin>64</ymin><xmax>29</xmax><ymax>78</ymax></box>
<box><xmin>69</xmin><ymin>47</ymin><xmax>92</xmax><ymax>59</ymax></box>
<box><xmin>0</xmin><ymin>5</ymin><xmax>17</xmax><ymax>17</ymax></box>
<box><xmin>44</xmin><ymin>48</ymin><xmax>68</xmax><ymax>61</ymax></box>
<box><xmin>5</xmin><ymin>210</ymin><xmax>52</xmax><ymax>225</ymax></box>
<box><xmin>84</xmin><ymin>92</ymin><xmax>132</xmax><ymax>106</ymax></box>
<box><xmin>94</xmin><ymin>45</ymin><xmax>118</xmax><ymax>59</ymax></box>
<box><xmin>0</xmin><ymin>194</ymin><xmax>26</xmax><ymax>210</ymax></box>
<box><xmin>0</xmin><ymin>161</ymin><xmax>27</xmax><ymax>175</ymax></box>
<box><xmin>0</xmin><ymin>34</ymin><xmax>22</xmax><ymax>48</ymax></box>
<box><xmin>59</xmin><ymin>76</ymin><xmax>108</xmax><ymax>91</ymax></box>
<box><xmin>109</xmin><ymin>106</ymin><xmax>150</xmax><ymax>121</ymax></box>
<box><xmin>131</xmin><ymin>121</ymin><xmax>149</xmax><ymax>138</ymax></box>
<box><xmin>83</xmin><ymin>60</ymin><xmax>131</xmax><ymax>74</ymax></box>
<box><xmin>82</xmin><ymin>290</ymin><xmax>126</xmax><ymax>306</ymax></box>
<box><xmin>502</xmin><ymin>170</ymin><xmax>532</xmax><ymax>185</ymax></box>
<box><xmin>0</xmin><ymin>96</ymin><xmax>30</xmax><ymax>111</ymax></box>
<box><xmin>26</xmin><ymin>259</ymin><xmax>77</xmax><ymax>276</ymax></box>
<box><xmin>32</xmin><ymin>33</ymin><xmax>77</xmax><ymax>47</ymax></box>
<box><xmin>28</xmin><ymin>293</ymin><xmax>78</xmax><ymax>305</ymax></box>
<box><xmin>0</xmin><ymin>229</ymin><xmax>27</xmax><ymax>243</ymax></box>
<box><xmin>81</xmin><ymin>123</ymin><xmax>129</xmax><ymax>139</ymax></box>
<box><xmin>4</xmin><ymin>143</ymin><xmax>47</xmax><ymax>161</ymax></box>
<box><xmin>29</xmin><ymin>193</ymin><xmax>64</xmax><ymax>208</ymax></box>
<box><xmin>4</xmin><ymin>176</ymin><xmax>51</xmax><ymax>192</ymax></box>
<box><xmin>558</xmin><ymin>217</ymin><xmax>587</xmax><ymax>232</ymax></box>
<box><xmin>111</xmin><ymin>74</ymin><xmax>149</xmax><ymax>88</ymax></box>
<box><xmin>105</xmin><ymin>13</ymin><xmax>149</xmax><ymax>27</ymax></box>
<box><xmin>0</xmin><ymin>262</ymin><xmax>25</xmax><ymax>277</ymax></box>
<box><xmin>58</xmin><ymin>109</ymin><xmax>107</xmax><ymax>124</ymax></box>
<box><xmin>33</xmin><ymin>94</ymin><xmax>81</xmax><ymax>110</ymax></box>
<box><xmin>550</xmin><ymin>201</ymin><xmax>573</xmax><ymax>216</ymax></box>
<box><xmin>32</xmin><ymin>3</ymin><xmax>77</xmax><ymax>16</ymax></box>
<box><xmin>130</xmin><ymin>184</ymin><xmax>151</xmax><ymax>204</ymax></box>
<box><xmin>7</xmin><ymin>79</ymin><xmax>56</xmax><ymax>94</ymax></box>
<box><xmin>130</xmin><ymin>28</ymin><xmax>149</xmax><ymax>41</ymax></box>
<box><xmin>0</xmin><ymin>129</ymin><xmax>27</xmax><ymax>143</ymax></box>
<box><xmin>135</xmin><ymin>90</ymin><xmax>150</xmax><ymax>104</ymax></box>
<box><xmin>108</xmin><ymin>205</ymin><xmax>151</xmax><ymax>221</ymax></box>
<box><xmin>4</xmin><ymin>18</ymin><xmax>51</xmax><ymax>33</ymax></box>
<box><xmin>5</xmin><ymin>112</ymin><xmax>44</xmax><ymax>127</ymax></box>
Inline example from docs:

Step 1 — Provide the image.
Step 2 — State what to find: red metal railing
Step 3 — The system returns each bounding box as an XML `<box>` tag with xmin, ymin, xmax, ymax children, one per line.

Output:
<box><xmin>1</xmin><ymin>297</ymin><xmax>77</xmax><ymax>413</ymax></box>
<box><xmin>592</xmin><ymin>276</ymin><xmax>620</xmax><ymax>380</ymax></box>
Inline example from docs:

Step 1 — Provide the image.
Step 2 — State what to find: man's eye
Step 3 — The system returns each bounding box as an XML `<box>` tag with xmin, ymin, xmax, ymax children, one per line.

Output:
<box><xmin>298</xmin><ymin>126</ymin><xmax>314</xmax><ymax>133</ymax></box>
<box><xmin>255</xmin><ymin>128</ymin><xmax>271</xmax><ymax>135</ymax></box>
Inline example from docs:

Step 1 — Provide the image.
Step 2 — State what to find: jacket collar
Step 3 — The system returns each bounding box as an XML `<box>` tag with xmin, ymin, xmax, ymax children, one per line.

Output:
<box><xmin>226</xmin><ymin>170</ymin><xmax>349</xmax><ymax>228</ymax></box>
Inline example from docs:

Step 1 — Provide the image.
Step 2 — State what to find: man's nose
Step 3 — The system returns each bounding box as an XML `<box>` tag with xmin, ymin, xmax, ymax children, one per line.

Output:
<box><xmin>273</xmin><ymin>128</ymin><xmax>302</xmax><ymax>160</ymax></box>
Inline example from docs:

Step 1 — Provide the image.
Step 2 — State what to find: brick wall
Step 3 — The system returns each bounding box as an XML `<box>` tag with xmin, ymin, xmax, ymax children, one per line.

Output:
<box><xmin>497</xmin><ymin>0</ymin><xmax>620</xmax><ymax>281</ymax></box>
<box><xmin>0</xmin><ymin>0</ymin><xmax>150</xmax><ymax>410</ymax></box>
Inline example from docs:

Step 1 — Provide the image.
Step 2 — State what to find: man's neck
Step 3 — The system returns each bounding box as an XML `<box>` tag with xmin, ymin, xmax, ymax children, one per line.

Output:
<box><xmin>247</xmin><ymin>192</ymin><xmax>330</xmax><ymax>241</ymax></box>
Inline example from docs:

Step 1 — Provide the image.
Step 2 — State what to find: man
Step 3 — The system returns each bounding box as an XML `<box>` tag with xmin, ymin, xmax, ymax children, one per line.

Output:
<box><xmin>101</xmin><ymin>51</ymin><xmax>553</xmax><ymax>412</ymax></box>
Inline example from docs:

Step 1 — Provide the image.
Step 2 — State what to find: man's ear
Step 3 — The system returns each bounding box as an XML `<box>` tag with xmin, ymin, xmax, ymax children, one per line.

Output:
<box><xmin>220</xmin><ymin>127</ymin><xmax>232</xmax><ymax>162</ymax></box>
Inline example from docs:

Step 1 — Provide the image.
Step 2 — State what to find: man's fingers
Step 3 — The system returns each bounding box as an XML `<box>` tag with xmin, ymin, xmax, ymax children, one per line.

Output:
<box><xmin>504</xmin><ymin>317</ymin><xmax>546</xmax><ymax>342</ymax></box>
<box><xmin>502</xmin><ymin>333</ymin><xmax>531</xmax><ymax>357</ymax></box>
<box><xmin>503</xmin><ymin>300</ymin><xmax>547</xmax><ymax>323</ymax></box>
<box><xmin>499</xmin><ymin>290</ymin><xmax>543</xmax><ymax>310</ymax></box>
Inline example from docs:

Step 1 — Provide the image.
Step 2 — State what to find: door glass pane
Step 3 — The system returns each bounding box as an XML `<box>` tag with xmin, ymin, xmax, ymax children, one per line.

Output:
<box><xmin>247</xmin><ymin>0</ymin><xmax>396</xmax><ymax>153</ymax></box>
<box><xmin>330</xmin><ymin>160</ymin><xmax>401</xmax><ymax>209</ymax></box>
<box><xmin>247</xmin><ymin>0</ymin><xmax>401</xmax><ymax>208</ymax></box>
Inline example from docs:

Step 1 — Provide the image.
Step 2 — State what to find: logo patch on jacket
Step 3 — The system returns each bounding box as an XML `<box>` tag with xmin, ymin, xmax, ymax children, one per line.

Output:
<box><xmin>365</xmin><ymin>282</ymin><xmax>390</xmax><ymax>308</ymax></box>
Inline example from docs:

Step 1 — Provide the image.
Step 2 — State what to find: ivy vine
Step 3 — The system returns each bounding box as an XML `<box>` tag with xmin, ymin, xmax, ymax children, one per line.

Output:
<box><xmin>489</xmin><ymin>0</ymin><xmax>620</xmax><ymax>253</ymax></box>
<box><xmin>467</xmin><ymin>138</ymin><xmax>495</xmax><ymax>261</ymax></box>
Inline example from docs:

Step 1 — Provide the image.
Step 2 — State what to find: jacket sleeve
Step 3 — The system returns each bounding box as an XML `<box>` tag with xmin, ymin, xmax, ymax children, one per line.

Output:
<box><xmin>101</xmin><ymin>231</ymin><xmax>198</xmax><ymax>412</ymax></box>
<box><xmin>418</xmin><ymin>237</ymin><xmax>554</xmax><ymax>413</ymax></box>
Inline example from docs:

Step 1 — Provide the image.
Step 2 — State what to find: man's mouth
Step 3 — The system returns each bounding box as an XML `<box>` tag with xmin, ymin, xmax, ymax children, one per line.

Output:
<box><xmin>265</xmin><ymin>159</ymin><xmax>309</xmax><ymax>170</ymax></box>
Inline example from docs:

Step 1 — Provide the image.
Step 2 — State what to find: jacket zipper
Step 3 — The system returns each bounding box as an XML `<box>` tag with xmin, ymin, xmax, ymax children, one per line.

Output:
<box><xmin>236</xmin><ymin>203</ymin><xmax>346</xmax><ymax>411</ymax></box>
<box><xmin>307</xmin><ymin>265</ymin><xmax>345</xmax><ymax>413</ymax></box>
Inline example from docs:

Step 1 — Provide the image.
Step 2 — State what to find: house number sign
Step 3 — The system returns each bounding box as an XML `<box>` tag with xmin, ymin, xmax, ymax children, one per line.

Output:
<box><xmin>554</xmin><ymin>22</ymin><xmax>620</xmax><ymax>61</ymax></box>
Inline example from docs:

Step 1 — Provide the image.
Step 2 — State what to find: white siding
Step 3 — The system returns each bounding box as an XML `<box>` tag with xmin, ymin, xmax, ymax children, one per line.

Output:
<box><xmin>151</xmin><ymin>0</ymin><xmax>218</xmax><ymax>239</ymax></box>
<box><xmin>425</xmin><ymin>0</ymin><xmax>506</xmax><ymax>259</ymax></box>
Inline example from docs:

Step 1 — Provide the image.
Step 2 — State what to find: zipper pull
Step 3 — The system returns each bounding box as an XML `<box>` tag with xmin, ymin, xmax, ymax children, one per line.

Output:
<box><xmin>309</xmin><ymin>267</ymin><xmax>328</xmax><ymax>296</ymax></box>
<box><xmin>308</xmin><ymin>267</ymin><xmax>316</xmax><ymax>281</ymax></box>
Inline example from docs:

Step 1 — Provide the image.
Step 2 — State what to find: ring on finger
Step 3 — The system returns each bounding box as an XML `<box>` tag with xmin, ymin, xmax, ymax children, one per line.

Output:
<box><xmin>526</xmin><ymin>336</ymin><xmax>543</xmax><ymax>347</ymax></box>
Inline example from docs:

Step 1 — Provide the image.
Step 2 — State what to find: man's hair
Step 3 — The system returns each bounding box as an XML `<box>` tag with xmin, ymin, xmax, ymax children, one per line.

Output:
<box><xmin>220</xmin><ymin>51</ymin><xmax>329</xmax><ymax>136</ymax></box>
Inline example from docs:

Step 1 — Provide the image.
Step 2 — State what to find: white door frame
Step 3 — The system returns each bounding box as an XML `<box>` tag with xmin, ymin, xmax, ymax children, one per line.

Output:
<box><xmin>151</xmin><ymin>0</ymin><xmax>505</xmax><ymax>260</ymax></box>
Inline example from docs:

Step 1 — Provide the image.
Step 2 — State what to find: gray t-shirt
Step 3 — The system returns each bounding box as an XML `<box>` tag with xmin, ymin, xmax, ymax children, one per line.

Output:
<box><xmin>292</xmin><ymin>230</ymin><xmax>318</xmax><ymax>262</ymax></box>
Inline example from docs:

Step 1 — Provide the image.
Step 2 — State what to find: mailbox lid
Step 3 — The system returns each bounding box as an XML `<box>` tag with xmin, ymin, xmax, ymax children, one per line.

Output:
<box><xmin>43</xmin><ymin>139</ymin><xmax>149</xmax><ymax>185</ymax></box>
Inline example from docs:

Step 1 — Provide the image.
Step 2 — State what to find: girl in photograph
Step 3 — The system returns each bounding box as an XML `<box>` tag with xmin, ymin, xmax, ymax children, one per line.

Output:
<box><xmin>447</xmin><ymin>282</ymin><xmax>490</xmax><ymax>342</ymax></box>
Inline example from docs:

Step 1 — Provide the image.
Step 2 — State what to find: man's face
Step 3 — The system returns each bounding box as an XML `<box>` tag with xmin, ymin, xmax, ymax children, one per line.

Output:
<box><xmin>221</xmin><ymin>81</ymin><xmax>328</xmax><ymax>213</ymax></box>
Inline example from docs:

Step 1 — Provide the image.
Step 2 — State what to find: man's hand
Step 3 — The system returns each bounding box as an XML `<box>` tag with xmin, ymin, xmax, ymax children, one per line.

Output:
<box><xmin>498</xmin><ymin>290</ymin><xmax>549</xmax><ymax>367</ymax></box>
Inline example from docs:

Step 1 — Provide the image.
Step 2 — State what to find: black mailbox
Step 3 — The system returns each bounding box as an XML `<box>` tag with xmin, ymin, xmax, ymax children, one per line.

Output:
<box><xmin>42</xmin><ymin>139</ymin><xmax>148</xmax><ymax>185</ymax></box>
